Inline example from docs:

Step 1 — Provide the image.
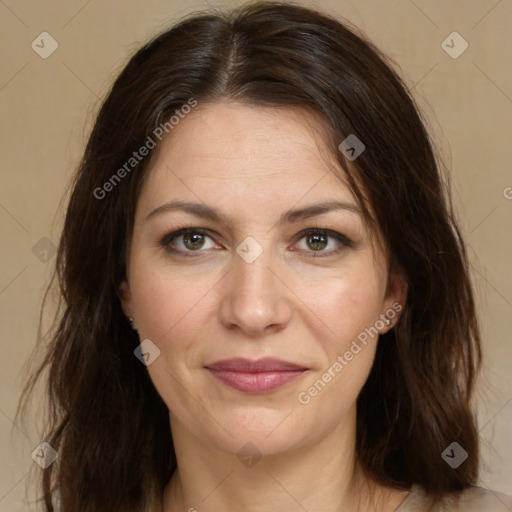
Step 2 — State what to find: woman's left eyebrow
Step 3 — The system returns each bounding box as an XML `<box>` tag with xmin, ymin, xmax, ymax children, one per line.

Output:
<box><xmin>144</xmin><ymin>199</ymin><xmax>362</xmax><ymax>228</ymax></box>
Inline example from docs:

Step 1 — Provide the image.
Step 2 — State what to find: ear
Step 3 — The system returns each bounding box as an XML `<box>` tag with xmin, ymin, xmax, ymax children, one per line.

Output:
<box><xmin>118</xmin><ymin>280</ymin><xmax>134</xmax><ymax>318</ymax></box>
<box><xmin>379</xmin><ymin>270</ymin><xmax>408</xmax><ymax>334</ymax></box>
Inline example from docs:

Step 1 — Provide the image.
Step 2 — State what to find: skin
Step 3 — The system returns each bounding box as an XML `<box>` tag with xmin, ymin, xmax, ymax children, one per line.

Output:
<box><xmin>119</xmin><ymin>101</ymin><xmax>408</xmax><ymax>512</ymax></box>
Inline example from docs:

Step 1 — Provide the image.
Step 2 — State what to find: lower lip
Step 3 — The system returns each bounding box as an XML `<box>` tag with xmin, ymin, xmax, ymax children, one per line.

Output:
<box><xmin>207</xmin><ymin>369</ymin><xmax>306</xmax><ymax>393</ymax></box>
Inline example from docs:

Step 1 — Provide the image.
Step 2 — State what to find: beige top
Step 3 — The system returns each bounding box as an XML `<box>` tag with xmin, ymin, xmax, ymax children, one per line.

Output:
<box><xmin>395</xmin><ymin>484</ymin><xmax>512</xmax><ymax>512</ymax></box>
<box><xmin>150</xmin><ymin>485</ymin><xmax>512</xmax><ymax>511</ymax></box>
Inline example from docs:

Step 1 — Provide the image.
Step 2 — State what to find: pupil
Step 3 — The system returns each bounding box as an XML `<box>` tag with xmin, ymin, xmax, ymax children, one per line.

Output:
<box><xmin>184</xmin><ymin>233</ymin><xmax>204</xmax><ymax>250</ymax></box>
<box><xmin>308</xmin><ymin>233</ymin><xmax>327</xmax><ymax>251</ymax></box>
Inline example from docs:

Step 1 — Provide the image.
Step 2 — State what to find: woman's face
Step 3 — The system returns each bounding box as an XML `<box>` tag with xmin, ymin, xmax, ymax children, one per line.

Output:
<box><xmin>120</xmin><ymin>101</ymin><xmax>406</xmax><ymax>458</ymax></box>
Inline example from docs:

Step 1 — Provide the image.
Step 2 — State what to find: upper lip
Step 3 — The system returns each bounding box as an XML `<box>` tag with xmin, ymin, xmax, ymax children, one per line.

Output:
<box><xmin>205</xmin><ymin>357</ymin><xmax>308</xmax><ymax>372</ymax></box>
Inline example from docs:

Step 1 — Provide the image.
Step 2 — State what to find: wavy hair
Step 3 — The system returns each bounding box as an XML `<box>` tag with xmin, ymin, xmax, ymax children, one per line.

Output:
<box><xmin>18</xmin><ymin>2</ymin><xmax>481</xmax><ymax>511</ymax></box>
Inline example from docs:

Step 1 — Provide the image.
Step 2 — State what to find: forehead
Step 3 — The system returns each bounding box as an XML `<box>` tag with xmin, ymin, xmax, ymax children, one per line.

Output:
<box><xmin>140</xmin><ymin>101</ymin><xmax>357</xmax><ymax>204</ymax></box>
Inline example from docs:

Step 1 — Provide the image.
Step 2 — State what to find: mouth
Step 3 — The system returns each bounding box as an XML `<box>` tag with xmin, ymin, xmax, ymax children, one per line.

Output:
<box><xmin>205</xmin><ymin>357</ymin><xmax>309</xmax><ymax>393</ymax></box>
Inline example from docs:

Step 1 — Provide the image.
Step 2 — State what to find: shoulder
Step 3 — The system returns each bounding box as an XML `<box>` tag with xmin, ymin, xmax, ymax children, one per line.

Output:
<box><xmin>397</xmin><ymin>484</ymin><xmax>512</xmax><ymax>512</ymax></box>
<box><xmin>446</xmin><ymin>486</ymin><xmax>512</xmax><ymax>511</ymax></box>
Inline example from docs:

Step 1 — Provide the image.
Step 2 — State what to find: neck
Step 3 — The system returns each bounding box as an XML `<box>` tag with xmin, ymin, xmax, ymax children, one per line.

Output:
<box><xmin>161</xmin><ymin>408</ymin><xmax>405</xmax><ymax>512</ymax></box>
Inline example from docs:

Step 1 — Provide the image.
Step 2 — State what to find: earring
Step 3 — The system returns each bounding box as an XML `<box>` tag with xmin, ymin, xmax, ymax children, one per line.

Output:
<box><xmin>128</xmin><ymin>316</ymin><xmax>138</xmax><ymax>331</ymax></box>
<box><xmin>385</xmin><ymin>317</ymin><xmax>391</xmax><ymax>326</ymax></box>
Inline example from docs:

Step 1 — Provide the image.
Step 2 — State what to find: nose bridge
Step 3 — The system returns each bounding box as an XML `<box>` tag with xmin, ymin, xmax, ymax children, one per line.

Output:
<box><xmin>220</xmin><ymin>236</ymin><xmax>291</xmax><ymax>334</ymax></box>
<box><xmin>235</xmin><ymin>243</ymin><xmax>275</xmax><ymax>294</ymax></box>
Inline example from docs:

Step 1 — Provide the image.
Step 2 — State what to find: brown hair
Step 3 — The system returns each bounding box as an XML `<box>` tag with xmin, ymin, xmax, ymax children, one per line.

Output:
<box><xmin>17</xmin><ymin>2</ymin><xmax>482</xmax><ymax>511</ymax></box>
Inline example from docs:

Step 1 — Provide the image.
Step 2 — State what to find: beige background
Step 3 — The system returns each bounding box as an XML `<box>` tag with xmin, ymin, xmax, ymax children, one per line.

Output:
<box><xmin>1</xmin><ymin>0</ymin><xmax>511</xmax><ymax>509</ymax></box>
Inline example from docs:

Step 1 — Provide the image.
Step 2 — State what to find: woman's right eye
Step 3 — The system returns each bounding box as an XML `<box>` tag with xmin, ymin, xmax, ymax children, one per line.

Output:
<box><xmin>159</xmin><ymin>228</ymin><xmax>219</xmax><ymax>256</ymax></box>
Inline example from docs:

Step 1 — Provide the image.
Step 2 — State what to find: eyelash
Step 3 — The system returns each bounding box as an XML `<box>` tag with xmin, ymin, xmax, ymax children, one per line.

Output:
<box><xmin>158</xmin><ymin>227</ymin><xmax>352</xmax><ymax>258</ymax></box>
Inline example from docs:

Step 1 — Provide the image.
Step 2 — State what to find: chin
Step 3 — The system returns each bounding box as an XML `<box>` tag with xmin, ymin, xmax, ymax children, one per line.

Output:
<box><xmin>206</xmin><ymin>408</ymin><xmax>312</xmax><ymax>458</ymax></box>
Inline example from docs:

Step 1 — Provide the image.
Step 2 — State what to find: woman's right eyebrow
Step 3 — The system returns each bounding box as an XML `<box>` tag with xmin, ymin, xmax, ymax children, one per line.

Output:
<box><xmin>144</xmin><ymin>199</ymin><xmax>362</xmax><ymax>228</ymax></box>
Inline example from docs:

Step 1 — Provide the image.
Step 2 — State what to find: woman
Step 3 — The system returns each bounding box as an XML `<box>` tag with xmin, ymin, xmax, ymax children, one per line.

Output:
<box><xmin>17</xmin><ymin>2</ymin><xmax>512</xmax><ymax>511</ymax></box>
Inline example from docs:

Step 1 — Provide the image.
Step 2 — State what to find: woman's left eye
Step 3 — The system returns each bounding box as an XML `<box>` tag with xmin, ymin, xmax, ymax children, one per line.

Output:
<box><xmin>159</xmin><ymin>227</ymin><xmax>351</xmax><ymax>257</ymax></box>
<box><xmin>293</xmin><ymin>228</ymin><xmax>352</xmax><ymax>257</ymax></box>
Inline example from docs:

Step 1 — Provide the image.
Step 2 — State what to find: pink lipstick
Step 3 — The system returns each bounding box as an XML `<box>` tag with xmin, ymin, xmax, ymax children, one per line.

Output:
<box><xmin>205</xmin><ymin>357</ymin><xmax>308</xmax><ymax>393</ymax></box>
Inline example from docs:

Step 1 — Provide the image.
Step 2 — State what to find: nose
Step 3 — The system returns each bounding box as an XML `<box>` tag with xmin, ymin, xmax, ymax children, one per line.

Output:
<box><xmin>219</xmin><ymin>243</ymin><xmax>292</xmax><ymax>337</ymax></box>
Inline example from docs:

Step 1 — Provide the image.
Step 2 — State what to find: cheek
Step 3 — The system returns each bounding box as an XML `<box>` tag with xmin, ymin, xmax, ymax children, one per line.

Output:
<box><xmin>131</xmin><ymin>262</ymin><xmax>217</xmax><ymax>342</ymax></box>
<box><xmin>298</xmin><ymin>269</ymin><xmax>384</xmax><ymax>344</ymax></box>
<box><xmin>300</xmin><ymin>273</ymin><xmax>384</xmax><ymax>388</ymax></box>
<box><xmin>299</xmin><ymin>277</ymin><xmax>383</xmax><ymax>413</ymax></box>
<box><xmin>129</xmin><ymin>265</ymin><xmax>216</xmax><ymax>417</ymax></box>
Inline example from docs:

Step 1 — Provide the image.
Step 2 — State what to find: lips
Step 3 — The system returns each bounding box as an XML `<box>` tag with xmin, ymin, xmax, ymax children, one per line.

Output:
<box><xmin>205</xmin><ymin>357</ymin><xmax>308</xmax><ymax>393</ymax></box>
<box><xmin>206</xmin><ymin>357</ymin><xmax>307</xmax><ymax>372</ymax></box>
